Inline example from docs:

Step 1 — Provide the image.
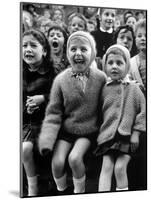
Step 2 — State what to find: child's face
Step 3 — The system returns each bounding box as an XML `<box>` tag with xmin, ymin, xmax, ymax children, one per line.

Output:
<box><xmin>87</xmin><ymin>22</ymin><xmax>96</xmax><ymax>32</ymax></box>
<box><xmin>68</xmin><ymin>37</ymin><xmax>92</xmax><ymax>73</ymax></box>
<box><xmin>126</xmin><ymin>16</ymin><xmax>136</xmax><ymax>31</ymax></box>
<box><xmin>101</xmin><ymin>9</ymin><xmax>116</xmax><ymax>30</ymax></box>
<box><xmin>114</xmin><ymin>19</ymin><xmax>121</xmax><ymax>30</ymax></box>
<box><xmin>53</xmin><ymin>10</ymin><xmax>63</xmax><ymax>21</ymax></box>
<box><xmin>106</xmin><ymin>53</ymin><xmax>126</xmax><ymax>80</ymax></box>
<box><xmin>68</xmin><ymin>17</ymin><xmax>86</xmax><ymax>34</ymax></box>
<box><xmin>135</xmin><ymin>27</ymin><xmax>146</xmax><ymax>52</ymax></box>
<box><xmin>44</xmin><ymin>10</ymin><xmax>51</xmax><ymax>19</ymax></box>
<box><xmin>48</xmin><ymin>29</ymin><xmax>65</xmax><ymax>54</ymax></box>
<box><xmin>40</xmin><ymin>22</ymin><xmax>50</xmax><ymax>36</ymax></box>
<box><xmin>23</xmin><ymin>35</ymin><xmax>46</xmax><ymax>69</ymax></box>
<box><xmin>116</xmin><ymin>29</ymin><xmax>133</xmax><ymax>51</ymax></box>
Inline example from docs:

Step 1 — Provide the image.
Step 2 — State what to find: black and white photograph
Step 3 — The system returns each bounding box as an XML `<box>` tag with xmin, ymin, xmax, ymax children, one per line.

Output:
<box><xmin>20</xmin><ymin>1</ymin><xmax>147</xmax><ymax>198</ymax></box>
<box><xmin>0</xmin><ymin>0</ymin><xmax>150</xmax><ymax>200</ymax></box>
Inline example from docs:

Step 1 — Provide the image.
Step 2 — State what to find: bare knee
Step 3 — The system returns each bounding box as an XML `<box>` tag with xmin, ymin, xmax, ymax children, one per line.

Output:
<box><xmin>68</xmin><ymin>152</ymin><xmax>82</xmax><ymax>170</ymax></box>
<box><xmin>101</xmin><ymin>159</ymin><xmax>114</xmax><ymax>175</ymax></box>
<box><xmin>114</xmin><ymin>161</ymin><xmax>126</xmax><ymax>180</ymax></box>
<box><xmin>52</xmin><ymin>155</ymin><xmax>65</xmax><ymax>176</ymax></box>
<box><xmin>23</xmin><ymin>142</ymin><xmax>34</xmax><ymax>163</ymax></box>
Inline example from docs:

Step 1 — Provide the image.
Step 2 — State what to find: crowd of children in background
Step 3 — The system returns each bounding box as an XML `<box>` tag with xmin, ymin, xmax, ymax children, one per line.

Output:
<box><xmin>22</xmin><ymin>3</ymin><xmax>146</xmax><ymax>197</ymax></box>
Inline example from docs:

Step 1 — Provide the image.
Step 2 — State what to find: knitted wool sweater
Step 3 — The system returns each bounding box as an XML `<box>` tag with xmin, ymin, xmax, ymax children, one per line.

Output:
<box><xmin>97</xmin><ymin>81</ymin><xmax>146</xmax><ymax>146</ymax></box>
<box><xmin>38</xmin><ymin>66</ymin><xmax>106</xmax><ymax>153</ymax></box>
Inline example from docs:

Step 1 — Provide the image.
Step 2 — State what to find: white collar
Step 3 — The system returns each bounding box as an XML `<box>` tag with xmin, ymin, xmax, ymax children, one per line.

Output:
<box><xmin>106</xmin><ymin>76</ymin><xmax>131</xmax><ymax>85</ymax></box>
<box><xmin>100</xmin><ymin>27</ymin><xmax>113</xmax><ymax>33</ymax></box>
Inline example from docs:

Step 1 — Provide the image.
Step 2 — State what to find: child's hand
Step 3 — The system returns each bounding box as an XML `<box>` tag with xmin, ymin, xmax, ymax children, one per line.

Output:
<box><xmin>26</xmin><ymin>95</ymin><xmax>45</xmax><ymax>106</ymax></box>
<box><xmin>130</xmin><ymin>131</ymin><xmax>140</xmax><ymax>153</ymax></box>
<box><xmin>26</xmin><ymin>95</ymin><xmax>44</xmax><ymax>114</ymax></box>
<box><xmin>26</xmin><ymin>103</ymin><xmax>39</xmax><ymax>114</ymax></box>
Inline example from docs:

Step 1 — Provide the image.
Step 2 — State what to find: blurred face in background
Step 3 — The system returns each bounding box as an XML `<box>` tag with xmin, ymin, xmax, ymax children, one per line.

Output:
<box><xmin>68</xmin><ymin>16</ymin><xmax>86</xmax><ymax>34</ymax></box>
<box><xmin>135</xmin><ymin>27</ymin><xmax>146</xmax><ymax>52</ymax></box>
<box><xmin>126</xmin><ymin>16</ymin><xmax>137</xmax><ymax>31</ymax></box>
<box><xmin>53</xmin><ymin>9</ymin><xmax>63</xmax><ymax>21</ymax></box>
<box><xmin>116</xmin><ymin>29</ymin><xmax>133</xmax><ymax>52</ymax></box>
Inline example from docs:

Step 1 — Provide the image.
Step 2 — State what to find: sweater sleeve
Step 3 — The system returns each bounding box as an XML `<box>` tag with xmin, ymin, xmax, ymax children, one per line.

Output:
<box><xmin>133</xmin><ymin>85</ymin><xmax>146</xmax><ymax>133</ymax></box>
<box><xmin>38</xmin><ymin>76</ymin><xmax>64</xmax><ymax>154</ymax></box>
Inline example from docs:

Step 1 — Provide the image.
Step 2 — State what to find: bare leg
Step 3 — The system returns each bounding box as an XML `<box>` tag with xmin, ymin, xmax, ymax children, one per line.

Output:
<box><xmin>68</xmin><ymin>137</ymin><xmax>91</xmax><ymax>193</ymax></box>
<box><xmin>114</xmin><ymin>154</ymin><xmax>131</xmax><ymax>190</ymax></box>
<box><xmin>68</xmin><ymin>137</ymin><xmax>91</xmax><ymax>178</ymax></box>
<box><xmin>52</xmin><ymin>140</ymin><xmax>72</xmax><ymax>191</ymax></box>
<box><xmin>98</xmin><ymin>154</ymin><xmax>114</xmax><ymax>192</ymax></box>
<box><xmin>22</xmin><ymin>141</ymin><xmax>38</xmax><ymax>196</ymax></box>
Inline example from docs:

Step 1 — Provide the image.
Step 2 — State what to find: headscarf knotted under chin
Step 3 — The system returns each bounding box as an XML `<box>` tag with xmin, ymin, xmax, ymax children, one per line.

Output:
<box><xmin>102</xmin><ymin>44</ymin><xmax>131</xmax><ymax>79</ymax></box>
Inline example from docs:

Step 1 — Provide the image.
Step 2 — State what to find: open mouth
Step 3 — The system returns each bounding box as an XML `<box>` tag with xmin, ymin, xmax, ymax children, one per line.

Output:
<box><xmin>25</xmin><ymin>54</ymin><xmax>34</xmax><ymax>59</ymax></box>
<box><xmin>74</xmin><ymin>59</ymin><xmax>85</xmax><ymax>64</ymax></box>
<box><xmin>52</xmin><ymin>41</ymin><xmax>59</xmax><ymax>48</ymax></box>
<box><xmin>111</xmin><ymin>71</ymin><xmax>118</xmax><ymax>75</ymax></box>
<box><xmin>140</xmin><ymin>43</ymin><xmax>146</xmax><ymax>46</ymax></box>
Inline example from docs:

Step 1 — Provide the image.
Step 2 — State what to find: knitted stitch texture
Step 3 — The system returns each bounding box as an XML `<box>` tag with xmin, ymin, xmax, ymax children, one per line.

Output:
<box><xmin>38</xmin><ymin>67</ymin><xmax>106</xmax><ymax>153</ymax></box>
<box><xmin>97</xmin><ymin>81</ymin><xmax>146</xmax><ymax>145</ymax></box>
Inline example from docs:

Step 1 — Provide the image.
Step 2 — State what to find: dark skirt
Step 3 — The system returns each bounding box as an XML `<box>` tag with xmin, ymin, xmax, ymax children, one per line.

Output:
<box><xmin>58</xmin><ymin>128</ymin><xmax>98</xmax><ymax>150</ymax></box>
<box><xmin>23</xmin><ymin>123</ymin><xmax>42</xmax><ymax>144</ymax></box>
<box><xmin>94</xmin><ymin>132</ymin><xmax>131</xmax><ymax>156</ymax></box>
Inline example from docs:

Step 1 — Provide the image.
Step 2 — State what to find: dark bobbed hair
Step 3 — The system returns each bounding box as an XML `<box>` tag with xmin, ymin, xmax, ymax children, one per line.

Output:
<box><xmin>123</xmin><ymin>10</ymin><xmax>134</xmax><ymax>24</ymax></box>
<box><xmin>113</xmin><ymin>25</ymin><xmax>137</xmax><ymax>57</ymax></box>
<box><xmin>47</xmin><ymin>24</ymin><xmax>68</xmax><ymax>54</ymax></box>
<box><xmin>23</xmin><ymin>28</ymin><xmax>51</xmax><ymax>61</ymax></box>
<box><xmin>23</xmin><ymin>29</ymin><xmax>54</xmax><ymax>75</ymax></box>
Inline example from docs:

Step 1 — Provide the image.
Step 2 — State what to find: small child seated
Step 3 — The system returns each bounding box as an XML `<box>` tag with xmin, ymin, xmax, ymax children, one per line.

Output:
<box><xmin>38</xmin><ymin>31</ymin><xmax>106</xmax><ymax>194</ymax></box>
<box><xmin>95</xmin><ymin>44</ymin><xmax>146</xmax><ymax>192</ymax></box>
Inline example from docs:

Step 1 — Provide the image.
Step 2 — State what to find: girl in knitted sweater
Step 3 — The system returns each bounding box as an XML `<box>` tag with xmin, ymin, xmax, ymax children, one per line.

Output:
<box><xmin>95</xmin><ymin>44</ymin><xmax>146</xmax><ymax>192</ymax></box>
<box><xmin>38</xmin><ymin>31</ymin><xmax>106</xmax><ymax>194</ymax></box>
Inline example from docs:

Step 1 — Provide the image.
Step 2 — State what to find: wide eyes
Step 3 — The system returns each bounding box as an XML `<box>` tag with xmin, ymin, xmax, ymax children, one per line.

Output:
<box><xmin>70</xmin><ymin>47</ymin><xmax>87</xmax><ymax>52</ymax></box>
<box><xmin>49</xmin><ymin>32</ymin><xmax>63</xmax><ymax>38</ymax></box>
<box><xmin>107</xmin><ymin>60</ymin><xmax>123</xmax><ymax>66</ymax></box>
<box><xmin>104</xmin><ymin>12</ymin><xmax>115</xmax><ymax>18</ymax></box>
<box><xmin>70</xmin><ymin>47</ymin><xmax>76</xmax><ymax>52</ymax></box>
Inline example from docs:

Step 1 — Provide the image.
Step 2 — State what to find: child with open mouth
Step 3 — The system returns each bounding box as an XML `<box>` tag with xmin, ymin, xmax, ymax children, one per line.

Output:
<box><xmin>38</xmin><ymin>31</ymin><xmax>106</xmax><ymax>194</ymax></box>
<box><xmin>47</xmin><ymin>25</ymin><xmax>69</xmax><ymax>76</ymax></box>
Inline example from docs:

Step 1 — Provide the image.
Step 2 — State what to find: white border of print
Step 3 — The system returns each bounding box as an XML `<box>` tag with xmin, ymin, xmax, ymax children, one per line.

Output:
<box><xmin>0</xmin><ymin>0</ymin><xmax>150</xmax><ymax>199</ymax></box>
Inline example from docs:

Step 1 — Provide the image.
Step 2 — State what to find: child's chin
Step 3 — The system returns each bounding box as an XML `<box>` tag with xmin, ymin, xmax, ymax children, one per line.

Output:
<box><xmin>72</xmin><ymin>65</ymin><xmax>88</xmax><ymax>72</ymax></box>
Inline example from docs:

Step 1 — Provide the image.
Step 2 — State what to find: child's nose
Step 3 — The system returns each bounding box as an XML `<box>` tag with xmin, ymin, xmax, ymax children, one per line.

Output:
<box><xmin>26</xmin><ymin>45</ymin><xmax>32</xmax><ymax>52</ymax></box>
<box><xmin>123</xmin><ymin>37</ymin><xmax>128</xmax><ymax>44</ymax></box>
<box><xmin>141</xmin><ymin>35</ymin><xmax>146</xmax><ymax>40</ymax></box>
<box><xmin>74</xmin><ymin>24</ymin><xmax>79</xmax><ymax>30</ymax></box>
<box><xmin>75</xmin><ymin>49</ymin><xmax>81</xmax><ymax>55</ymax></box>
<box><xmin>112</xmin><ymin>63</ymin><xmax>117</xmax><ymax>68</ymax></box>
